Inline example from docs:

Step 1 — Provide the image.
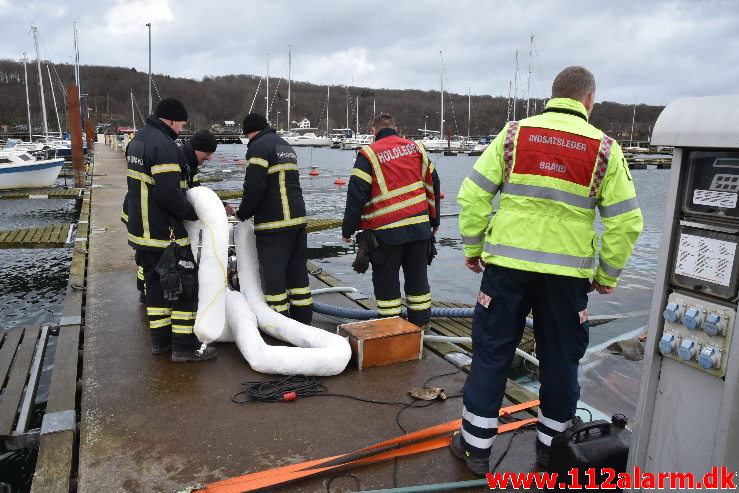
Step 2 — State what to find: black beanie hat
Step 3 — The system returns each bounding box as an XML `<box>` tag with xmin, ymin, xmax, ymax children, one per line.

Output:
<box><xmin>242</xmin><ymin>113</ymin><xmax>268</xmax><ymax>135</ymax></box>
<box><xmin>154</xmin><ymin>98</ymin><xmax>188</xmax><ymax>122</ymax></box>
<box><xmin>190</xmin><ymin>130</ymin><xmax>217</xmax><ymax>153</ymax></box>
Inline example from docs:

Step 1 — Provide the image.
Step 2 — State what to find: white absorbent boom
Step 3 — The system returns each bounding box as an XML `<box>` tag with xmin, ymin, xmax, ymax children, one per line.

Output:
<box><xmin>185</xmin><ymin>187</ymin><xmax>351</xmax><ymax>376</ymax></box>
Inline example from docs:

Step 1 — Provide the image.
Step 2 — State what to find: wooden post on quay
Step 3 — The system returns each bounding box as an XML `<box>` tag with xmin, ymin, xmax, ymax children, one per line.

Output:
<box><xmin>84</xmin><ymin>119</ymin><xmax>95</xmax><ymax>154</ymax></box>
<box><xmin>66</xmin><ymin>86</ymin><xmax>85</xmax><ymax>188</ymax></box>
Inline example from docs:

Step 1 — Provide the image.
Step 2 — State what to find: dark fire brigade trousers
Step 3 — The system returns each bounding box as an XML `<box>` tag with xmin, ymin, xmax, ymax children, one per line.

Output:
<box><xmin>137</xmin><ymin>248</ymin><xmax>200</xmax><ymax>352</ymax></box>
<box><xmin>369</xmin><ymin>238</ymin><xmax>431</xmax><ymax>327</ymax></box>
<box><xmin>460</xmin><ymin>264</ymin><xmax>590</xmax><ymax>458</ymax></box>
<box><xmin>255</xmin><ymin>226</ymin><xmax>313</xmax><ymax>325</ymax></box>
<box><xmin>134</xmin><ymin>250</ymin><xmax>145</xmax><ymax>293</ymax></box>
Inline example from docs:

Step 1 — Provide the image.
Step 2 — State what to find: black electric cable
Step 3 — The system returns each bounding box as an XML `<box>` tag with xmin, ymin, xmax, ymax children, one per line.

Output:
<box><xmin>576</xmin><ymin>407</ymin><xmax>593</xmax><ymax>422</ymax></box>
<box><xmin>326</xmin><ymin>473</ymin><xmax>361</xmax><ymax>493</ymax></box>
<box><xmin>489</xmin><ymin>421</ymin><xmax>537</xmax><ymax>475</ymax></box>
<box><xmin>392</xmin><ymin>370</ymin><xmax>461</xmax><ymax>487</ymax></box>
<box><xmin>232</xmin><ymin>374</ymin><xmax>462</xmax><ymax>407</ymax></box>
<box><xmin>232</xmin><ymin>375</ymin><xmax>327</xmax><ymax>403</ymax></box>
<box><xmin>234</xmin><ymin>372</ymin><xmax>465</xmax><ymax>490</ymax></box>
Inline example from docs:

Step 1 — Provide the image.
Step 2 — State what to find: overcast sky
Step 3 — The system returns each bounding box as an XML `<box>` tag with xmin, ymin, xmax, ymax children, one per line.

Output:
<box><xmin>1</xmin><ymin>0</ymin><xmax>737</xmax><ymax>107</ymax></box>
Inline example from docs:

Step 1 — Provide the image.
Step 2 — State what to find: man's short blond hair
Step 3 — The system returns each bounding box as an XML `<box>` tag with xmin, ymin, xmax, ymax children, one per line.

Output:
<box><xmin>373</xmin><ymin>114</ymin><xmax>396</xmax><ymax>130</ymax></box>
<box><xmin>551</xmin><ymin>66</ymin><xmax>596</xmax><ymax>102</ymax></box>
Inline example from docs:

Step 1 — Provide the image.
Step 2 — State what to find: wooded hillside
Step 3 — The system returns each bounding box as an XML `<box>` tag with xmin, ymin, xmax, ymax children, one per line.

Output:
<box><xmin>0</xmin><ymin>59</ymin><xmax>662</xmax><ymax>140</ymax></box>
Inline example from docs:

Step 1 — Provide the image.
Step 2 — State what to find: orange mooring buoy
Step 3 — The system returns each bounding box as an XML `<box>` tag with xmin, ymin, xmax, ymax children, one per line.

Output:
<box><xmin>440</xmin><ymin>191</ymin><xmax>445</xmax><ymax>199</ymax></box>
<box><xmin>309</xmin><ymin>170</ymin><xmax>319</xmax><ymax>176</ymax></box>
<box><xmin>334</xmin><ymin>179</ymin><xmax>346</xmax><ymax>185</ymax></box>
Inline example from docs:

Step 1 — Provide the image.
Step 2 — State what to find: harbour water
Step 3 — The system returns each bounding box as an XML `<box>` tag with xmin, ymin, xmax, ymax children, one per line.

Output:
<box><xmin>205</xmin><ymin>143</ymin><xmax>666</xmax><ymax>421</ymax></box>
<box><xmin>0</xmin><ymin>185</ymin><xmax>78</xmax><ymax>491</ymax></box>
<box><xmin>0</xmin><ymin>143</ymin><xmax>667</xmax><ymax>490</ymax></box>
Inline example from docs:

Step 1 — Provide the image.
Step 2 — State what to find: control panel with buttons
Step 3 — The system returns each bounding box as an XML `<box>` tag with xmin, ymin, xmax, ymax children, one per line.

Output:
<box><xmin>660</xmin><ymin>292</ymin><xmax>734</xmax><ymax>377</ymax></box>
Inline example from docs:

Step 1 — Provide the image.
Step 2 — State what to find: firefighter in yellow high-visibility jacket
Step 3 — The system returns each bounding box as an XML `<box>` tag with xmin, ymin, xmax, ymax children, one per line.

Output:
<box><xmin>449</xmin><ymin>66</ymin><xmax>643</xmax><ymax>475</ymax></box>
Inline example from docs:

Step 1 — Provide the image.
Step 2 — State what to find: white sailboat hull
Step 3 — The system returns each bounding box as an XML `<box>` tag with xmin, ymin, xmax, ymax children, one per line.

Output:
<box><xmin>284</xmin><ymin>134</ymin><xmax>331</xmax><ymax>147</ymax></box>
<box><xmin>0</xmin><ymin>158</ymin><xmax>64</xmax><ymax>190</ymax></box>
<box><xmin>417</xmin><ymin>138</ymin><xmax>463</xmax><ymax>152</ymax></box>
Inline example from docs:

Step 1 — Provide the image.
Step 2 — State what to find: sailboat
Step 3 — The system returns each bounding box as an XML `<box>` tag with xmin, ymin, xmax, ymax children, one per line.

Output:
<box><xmin>0</xmin><ymin>26</ymin><xmax>65</xmax><ymax>189</ymax></box>
<box><xmin>0</xmin><ymin>27</ymin><xmax>64</xmax><ymax>189</ymax></box>
<box><xmin>417</xmin><ymin>51</ymin><xmax>463</xmax><ymax>153</ymax></box>
<box><xmin>281</xmin><ymin>46</ymin><xmax>330</xmax><ymax>147</ymax></box>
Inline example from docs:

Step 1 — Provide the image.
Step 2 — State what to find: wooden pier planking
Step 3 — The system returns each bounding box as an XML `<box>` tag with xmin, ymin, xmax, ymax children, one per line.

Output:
<box><xmin>306</xmin><ymin>218</ymin><xmax>342</xmax><ymax>232</ymax></box>
<box><xmin>305</xmin><ymin>260</ymin><xmax>536</xmax><ymax>368</ymax></box>
<box><xmin>0</xmin><ymin>326</ymin><xmax>41</xmax><ymax>439</ymax></box>
<box><xmin>0</xmin><ymin>223</ymin><xmax>72</xmax><ymax>248</ymax></box>
<box><xmin>215</xmin><ymin>190</ymin><xmax>242</xmax><ymax>200</ymax></box>
<box><xmin>31</xmin><ymin>191</ymin><xmax>88</xmax><ymax>493</ymax></box>
<box><xmin>0</xmin><ymin>188</ymin><xmax>83</xmax><ymax>200</ymax></box>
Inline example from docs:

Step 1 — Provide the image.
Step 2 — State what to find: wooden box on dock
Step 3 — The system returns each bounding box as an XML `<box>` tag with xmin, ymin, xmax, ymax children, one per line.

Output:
<box><xmin>337</xmin><ymin>317</ymin><xmax>424</xmax><ymax>370</ymax></box>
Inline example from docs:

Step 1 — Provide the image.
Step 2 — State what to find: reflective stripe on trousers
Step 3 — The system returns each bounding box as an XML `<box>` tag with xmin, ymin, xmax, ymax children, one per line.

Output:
<box><xmin>255</xmin><ymin>227</ymin><xmax>313</xmax><ymax>325</ymax></box>
<box><xmin>369</xmin><ymin>238</ymin><xmax>431</xmax><ymax>327</ymax></box>
<box><xmin>460</xmin><ymin>264</ymin><xmax>589</xmax><ymax>457</ymax></box>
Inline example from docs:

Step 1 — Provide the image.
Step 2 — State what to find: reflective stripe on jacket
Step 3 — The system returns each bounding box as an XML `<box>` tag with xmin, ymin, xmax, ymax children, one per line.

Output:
<box><xmin>124</xmin><ymin>116</ymin><xmax>196</xmax><ymax>251</ymax></box>
<box><xmin>235</xmin><ymin>128</ymin><xmax>307</xmax><ymax>233</ymax></box>
<box><xmin>457</xmin><ymin>98</ymin><xmax>643</xmax><ymax>286</ymax></box>
<box><xmin>357</xmin><ymin>135</ymin><xmax>437</xmax><ymax>230</ymax></box>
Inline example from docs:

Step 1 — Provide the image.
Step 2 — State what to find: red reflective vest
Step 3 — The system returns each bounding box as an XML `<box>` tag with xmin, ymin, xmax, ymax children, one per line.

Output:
<box><xmin>357</xmin><ymin>135</ymin><xmax>437</xmax><ymax>230</ymax></box>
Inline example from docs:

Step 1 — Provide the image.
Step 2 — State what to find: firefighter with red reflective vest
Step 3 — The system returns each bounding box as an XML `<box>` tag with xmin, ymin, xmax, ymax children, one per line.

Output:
<box><xmin>341</xmin><ymin>114</ymin><xmax>441</xmax><ymax>328</ymax></box>
<box><xmin>449</xmin><ymin>66</ymin><xmax>643</xmax><ymax>475</ymax></box>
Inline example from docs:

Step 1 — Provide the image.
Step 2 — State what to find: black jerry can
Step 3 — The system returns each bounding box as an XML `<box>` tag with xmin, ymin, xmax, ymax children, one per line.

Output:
<box><xmin>547</xmin><ymin>414</ymin><xmax>631</xmax><ymax>491</ymax></box>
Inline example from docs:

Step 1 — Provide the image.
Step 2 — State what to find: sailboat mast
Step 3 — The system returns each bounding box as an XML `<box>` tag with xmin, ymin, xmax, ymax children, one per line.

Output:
<box><xmin>355</xmin><ymin>96</ymin><xmax>359</xmax><ymax>135</ymax></box>
<box><xmin>265</xmin><ymin>55</ymin><xmax>269</xmax><ymax>123</ymax></box>
<box><xmin>22</xmin><ymin>54</ymin><xmax>32</xmax><ymax>142</ymax></box>
<box><xmin>47</xmin><ymin>65</ymin><xmax>62</xmax><ymax>136</ymax></box>
<box><xmin>439</xmin><ymin>51</ymin><xmax>444</xmax><ymax>136</ymax></box>
<box><xmin>512</xmin><ymin>50</ymin><xmax>518</xmax><ymax>121</ymax></box>
<box><xmin>147</xmin><ymin>23</ymin><xmax>152</xmax><ymax>116</ymax></box>
<box><xmin>73</xmin><ymin>23</ymin><xmax>83</xmax><ymax>126</ymax></box>
<box><xmin>467</xmin><ymin>86</ymin><xmax>471</xmax><ymax>138</ymax></box>
<box><xmin>630</xmin><ymin>100</ymin><xmax>637</xmax><ymax>144</ymax></box>
<box><xmin>131</xmin><ymin>89</ymin><xmax>136</xmax><ymax>131</ymax></box>
<box><xmin>32</xmin><ymin>26</ymin><xmax>48</xmax><ymax>138</ymax></box>
<box><xmin>326</xmin><ymin>85</ymin><xmax>330</xmax><ymax>135</ymax></box>
<box><xmin>526</xmin><ymin>35</ymin><xmax>534</xmax><ymax>118</ymax></box>
<box><xmin>345</xmin><ymin>86</ymin><xmax>349</xmax><ymax>129</ymax></box>
<box><xmin>506</xmin><ymin>81</ymin><xmax>512</xmax><ymax>122</ymax></box>
<box><xmin>287</xmin><ymin>45</ymin><xmax>291</xmax><ymax>131</ymax></box>
<box><xmin>73</xmin><ymin>23</ymin><xmax>80</xmax><ymax>87</ymax></box>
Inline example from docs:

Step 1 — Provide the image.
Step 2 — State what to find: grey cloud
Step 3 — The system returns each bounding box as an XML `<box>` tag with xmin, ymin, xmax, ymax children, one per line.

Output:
<box><xmin>1</xmin><ymin>0</ymin><xmax>738</xmax><ymax>105</ymax></box>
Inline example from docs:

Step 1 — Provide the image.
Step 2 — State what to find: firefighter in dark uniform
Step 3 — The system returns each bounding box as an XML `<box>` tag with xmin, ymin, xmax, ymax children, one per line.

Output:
<box><xmin>179</xmin><ymin>129</ymin><xmax>217</xmax><ymax>188</ymax></box>
<box><xmin>124</xmin><ymin>98</ymin><xmax>217</xmax><ymax>362</ymax></box>
<box><xmin>341</xmin><ymin>114</ymin><xmax>441</xmax><ymax>328</ymax></box>
<box><xmin>235</xmin><ymin>113</ymin><xmax>313</xmax><ymax>324</ymax></box>
<box><xmin>124</xmin><ymin>130</ymin><xmax>218</xmax><ymax>303</ymax></box>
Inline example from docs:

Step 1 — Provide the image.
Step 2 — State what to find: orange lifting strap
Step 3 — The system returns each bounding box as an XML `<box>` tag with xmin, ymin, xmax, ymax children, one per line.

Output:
<box><xmin>200</xmin><ymin>399</ymin><xmax>539</xmax><ymax>493</ymax></box>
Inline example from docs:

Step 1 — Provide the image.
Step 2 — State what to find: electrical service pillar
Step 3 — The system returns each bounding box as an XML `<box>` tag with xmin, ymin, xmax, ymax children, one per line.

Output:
<box><xmin>629</xmin><ymin>95</ymin><xmax>739</xmax><ymax>489</ymax></box>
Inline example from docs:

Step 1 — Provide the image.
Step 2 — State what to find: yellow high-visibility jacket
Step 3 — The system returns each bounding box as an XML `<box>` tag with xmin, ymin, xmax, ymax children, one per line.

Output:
<box><xmin>457</xmin><ymin>98</ymin><xmax>643</xmax><ymax>286</ymax></box>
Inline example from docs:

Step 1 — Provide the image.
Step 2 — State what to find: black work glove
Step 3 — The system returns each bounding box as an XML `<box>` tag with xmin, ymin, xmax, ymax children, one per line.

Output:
<box><xmin>156</xmin><ymin>243</ymin><xmax>182</xmax><ymax>301</ymax></box>
<box><xmin>427</xmin><ymin>235</ymin><xmax>438</xmax><ymax>266</ymax></box>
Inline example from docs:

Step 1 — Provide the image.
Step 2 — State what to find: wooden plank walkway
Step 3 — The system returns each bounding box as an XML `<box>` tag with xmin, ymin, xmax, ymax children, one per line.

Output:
<box><xmin>0</xmin><ymin>224</ymin><xmax>73</xmax><ymax>248</ymax></box>
<box><xmin>0</xmin><ymin>218</ymin><xmax>337</xmax><ymax>249</ymax></box>
<box><xmin>0</xmin><ymin>189</ymin><xmax>84</xmax><ymax>200</ymax></box>
<box><xmin>30</xmin><ymin>190</ymin><xmax>89</xmax><ymax>493</ymax></box>
<box><xmin>305</xmin><ymin>260</ymin><xmax>536</xmax><ymax>374</ymax></box>
<box><xmin>215</xmin><ymin>189</ymin><xmax>242</xmax><ymax>200</ymax></box>
<box><xmin>0</xmin><ymin>325</ymin><xmax>47</xmax><ymax>451</ymax></box>
<box><xmin>306</xmin><ymin>218</ymin><xmax>342</xmax><ymax>232</ymax></box>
